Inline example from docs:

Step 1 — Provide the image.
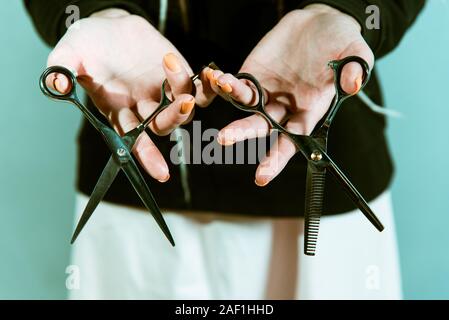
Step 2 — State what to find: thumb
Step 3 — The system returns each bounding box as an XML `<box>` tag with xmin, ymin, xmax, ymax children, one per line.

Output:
<box><xmin>46</xmin><ymin>44</ymin><xmax>82</xmax><ymax>94</ymax></box>
<box><xmin>339</xmin><ymin>42</ymin><xmax>374</xmax><ymax>95</ymax></box>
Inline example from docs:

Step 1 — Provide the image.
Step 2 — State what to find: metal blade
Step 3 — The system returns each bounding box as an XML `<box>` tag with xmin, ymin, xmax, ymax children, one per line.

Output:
<box><xmin>327</xmin><ymin>157</ymin><xmax>384</xmax><ymax>232</ymax></box>
<box><xmin>71</xmin><ymin>156</ymin><xmax>120</xmax><ymax>244</ymax></box>
<box><xmin>304</xmin><ymin>163</ymin><xmax>326</xmax><ymax>256</ymax></box>
<box><xmin>121</xmin><ymin>158</ymin><xmax>175</xmax><ymax>246</ymax></box>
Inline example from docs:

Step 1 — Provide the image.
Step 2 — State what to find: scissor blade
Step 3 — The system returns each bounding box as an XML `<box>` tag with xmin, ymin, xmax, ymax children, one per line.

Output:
<box><xmin>304</xmin><ymin>164</ymin><xmax>326</xmax><ymax>256</ymax></box>
<box><xmin>121</xmin><ymin>159</ymin><xmax>175</xmax><ymax>246</ymax></box>
<box><xmin>327</xmin><ymin>158</ymin><xmax>384</xmax><ymax>231</ymax></box>
<box><xmin>71</xmin><ymin>156</ymin><xmax>120</xmax><ymax>244</ymax></box>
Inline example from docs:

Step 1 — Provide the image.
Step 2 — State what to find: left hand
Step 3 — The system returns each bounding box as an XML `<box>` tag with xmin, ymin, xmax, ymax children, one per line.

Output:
<box><xmin>204</xmin><ymin>4</ymin><xmax>374</xmax><ymax>186</ymax></box>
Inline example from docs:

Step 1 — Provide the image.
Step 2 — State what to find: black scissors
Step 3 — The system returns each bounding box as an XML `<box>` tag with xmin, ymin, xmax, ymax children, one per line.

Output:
<box><xmin>219</xmin><ymin>56</ymin><xmax>384</xmax><ymax>256</ymax></box>
<box><xmin>40</xmin><ymin>66</ymin><xmax>203</xmax><ymax>245</ymax></box>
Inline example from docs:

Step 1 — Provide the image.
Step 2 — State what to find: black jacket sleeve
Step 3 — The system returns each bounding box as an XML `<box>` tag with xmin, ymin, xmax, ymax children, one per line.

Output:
<box><xmin>24</xmin><ymin>0</ymin><xmax>151</xmax><ymax>46</ymax></box>
<box><xmin>298</xmin><ymin>0</ymin><xmax>426</xmax><ymax>58</ymax></box>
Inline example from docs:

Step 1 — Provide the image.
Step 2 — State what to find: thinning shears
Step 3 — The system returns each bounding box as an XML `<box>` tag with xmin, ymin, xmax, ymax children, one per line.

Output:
<box><xmin>40</xmin><ymin>66</ymin><xmax>202</xmax><ymax>245</ymax></box>
<box><xmin>220</xmin><ymin>56</ymin><xmax>385</xmax><ymax>256</ymax></box>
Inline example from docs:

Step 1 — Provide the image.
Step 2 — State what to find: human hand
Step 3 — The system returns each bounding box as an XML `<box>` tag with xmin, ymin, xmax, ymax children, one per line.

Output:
<box><xmin>205</xmin><ymin>4</ymin><xmax>374</xmax><ymax>186</ymax></box>
<box><xmin>46</xmin><ymin>8</ymin><xmax>213</xmax><ymax>182</ymax></box>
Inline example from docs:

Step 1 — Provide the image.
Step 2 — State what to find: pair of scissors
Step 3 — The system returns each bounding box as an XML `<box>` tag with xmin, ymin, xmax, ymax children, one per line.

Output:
<box><xmin>219</xmin><ymin>56</ymin><xmax>384</xmax><ymax>256</ymax></box>
<box><xmin>40</xmin><ymin>65</ymin><xmax>203</xmax><ymax>246</ymax></box>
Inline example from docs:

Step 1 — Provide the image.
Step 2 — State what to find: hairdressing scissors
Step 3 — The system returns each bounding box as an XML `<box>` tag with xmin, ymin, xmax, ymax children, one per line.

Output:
<box><xmin>40</xmin><ymin>66</ymin><xmax>203</xmax><ymax>245</ymax></box>
<box><xmin>219</xmin><ymin>56</ymin><xmax>384</xmax><ymax>256</ymax></box>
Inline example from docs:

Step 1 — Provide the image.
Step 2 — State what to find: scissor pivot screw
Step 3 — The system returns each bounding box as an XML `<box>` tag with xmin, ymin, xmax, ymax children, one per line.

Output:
<box><xmin>311</xmin><ymin>151</ymin><xmax>322</xmax><ymax>162</ymax></box>
<box><xmin>117</xmin><ymin>148</ymin><xmax>127</xmax><ymax>157</ymax></box>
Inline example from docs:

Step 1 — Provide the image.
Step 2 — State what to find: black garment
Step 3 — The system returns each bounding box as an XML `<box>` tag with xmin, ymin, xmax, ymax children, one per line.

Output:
<box><xmin>25</xmin><ymin>0</ymin><xmax>424</xmax><ymax>217</ymax></box>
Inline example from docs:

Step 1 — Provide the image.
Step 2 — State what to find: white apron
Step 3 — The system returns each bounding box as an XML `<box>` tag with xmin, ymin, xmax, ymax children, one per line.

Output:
<box><xmin>68</xmin><ymin>191</ymin><xmax>402</xmax><ymax>299</ymax></box>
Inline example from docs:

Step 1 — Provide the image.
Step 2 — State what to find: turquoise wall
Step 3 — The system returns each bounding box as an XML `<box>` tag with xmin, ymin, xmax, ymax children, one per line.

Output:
<box><xmin>0</xmin><ymin>1</ymin><xmax>78</xmax><ymax>299</ymax></box>
<box><xmin>0</xmin><ymin>1</ymin><xmax>447</xmax><ymax>299</ymax></box>
<box><xmin>377</xmin><ymin>1</ymin><xmax>449</xmax><ymax>299</ymax></box>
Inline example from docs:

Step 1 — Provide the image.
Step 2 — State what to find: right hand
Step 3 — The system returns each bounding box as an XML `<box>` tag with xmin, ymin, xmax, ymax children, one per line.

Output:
<box><xmin>46</xmin><ymin>8</ymin><xmax>214</xmax><ymax>182</ymax></box>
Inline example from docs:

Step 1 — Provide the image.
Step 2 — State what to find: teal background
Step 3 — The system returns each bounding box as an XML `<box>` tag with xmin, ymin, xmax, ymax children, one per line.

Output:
<box><xmin>0</xmin><ymin>1</ymin><xmax>448</xmax><ymax>299</ymax></box>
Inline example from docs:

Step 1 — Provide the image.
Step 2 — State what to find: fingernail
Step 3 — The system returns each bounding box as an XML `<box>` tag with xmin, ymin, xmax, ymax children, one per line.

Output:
<box><xmin>354</xmin><ymin>76</ymin><xmax>363</xmax><ymax>94</ymax></box>
<box><xmin>181</xmin><ymin>97</ymin><xmax>195</xmax><ymax>114</ymax></box>
<box><xmin>163</xmin><ymin>53</ymin><xmax>182</xmax><ymax>73</ymax></box>
<box><xmin>206</xmin><ymin>69</ymin><xmax>215</xmax><ymax>81</ymax></box>
<box><xmin>217</xmin><ymin>81</ymin><xmax>232</xmax><ymax>94</ymax></box>
<box><xmin>255</xmin><ymin>179</ymin><xmax>269</xmax><ymax>187</ymax></box>
<box><xmin>158</xmin><ymin>173</ymin><xmax>170</xmax><ymax>183</ymax></box>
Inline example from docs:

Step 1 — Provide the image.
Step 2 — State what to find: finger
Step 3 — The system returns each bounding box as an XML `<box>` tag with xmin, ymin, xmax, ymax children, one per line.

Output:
<box><xmin>255</xmin><ymin>134</ymin><xmax>296</xmax><ymax>187</ymax></box>
<box><xmin>162</xmin><ymin>53</ymin><xmax>192</xmax><ymax>97</ymax></box>
<box><xmin>206</xmin><ymin>68</ymin><xmax>225</xmax><ymax>97</ymax></box>
<box><xmin>45</xmin><ymin>75</ymin><xmax>72</xmax><ymax>95</ymax></box>
<box><xmin>113</xmin><ymin>108</ymin><xmax>170</xmax><ymax>182</ymax></box>
<box><xmin>215</xmin><ymin>73</ymin><xmax>262</xmax><ymax>106</ymax></box>
<box><xmin>217</xmin><ymin>104</ymin><xmax>288</xmax><ymax>146</ymax></box>
<box><xmin>194</xmin><ymin>67</ymin><xmax>217</xmax><ymax>107</ymax></box>
<box><xmin>182</xmin><ymin>107</ymin><xmax>196</xmax><ymax>125</ymax></box>
<box><xmin>255</xmin><ymin>112</ymin><xmax>321</xmax><ymax>186</ymax></box>
<box><xmin>136</xmin><ymin>94</ymin><xmax>196</xmax><ymax>136</ymax></box>
<box><xmin>340</xmin><ymin>62</ymin><xmax>364</xmax><ymax>95</ymax></box>
<box><xmin>46</xmin><ymin>44</ymin><xmax>82</xmax><ymax>94</ymax></box>
<box><xmin>339</xmin><ymin>42</ymin><xmax>375</xmax><ymax>95</ymax></box>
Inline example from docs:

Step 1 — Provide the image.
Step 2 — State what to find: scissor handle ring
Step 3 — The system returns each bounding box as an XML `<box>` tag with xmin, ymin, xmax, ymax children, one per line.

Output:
<box><xmin>328</xmin><ymin>56</ymin><xmax>371</xmax><ymax>97</ymax></box>
<box><xmin>226</xmin><ymin>73</ymin><xmax>266</xmax><ymax>113</ymax></box>
<box><xmin>39</xmin><ymin>66</ymin><xmax>77</xmax><ymax>101</ymax></box>
<box><xmin>227</xmin><ymin>73</ymin><xmax>295</xmax><ymax>137</ymax></box>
